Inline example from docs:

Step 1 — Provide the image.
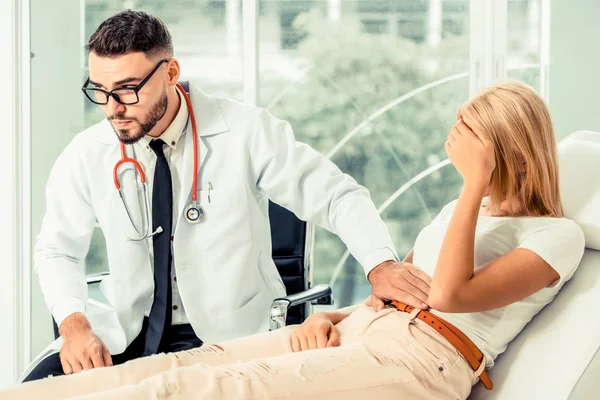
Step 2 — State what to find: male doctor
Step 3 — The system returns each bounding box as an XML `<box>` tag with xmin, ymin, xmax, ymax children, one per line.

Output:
<box><xmin>25</xmin><ymin>10</ymin><xmax>431</xmax><ymax>381</ymax></box>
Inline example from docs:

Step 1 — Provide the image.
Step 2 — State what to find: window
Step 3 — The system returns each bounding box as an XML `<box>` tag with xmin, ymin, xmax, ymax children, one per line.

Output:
<box><xmin>507</xmin><ymin>0</ymin><xmax>543</xmax><ymax>90</ymax></box>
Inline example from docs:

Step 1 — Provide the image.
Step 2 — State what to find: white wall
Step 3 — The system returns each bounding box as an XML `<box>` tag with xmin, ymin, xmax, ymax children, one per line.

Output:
<box><xmin>549</xmin><ymin>1</ymin><xmax>600</xmax><ymax>139</ymax></box>
<box><xmin>0</xmin><ymin>0</ymin><xmax>18</xmax><ymax>386</ymax></box>
<box><xmin>0</xmin><ymin>0</ymin><xmax>27</xmax><ymax>388</ymax></box>
<box><xmin>30</xmin><ymin>0</ymin><xmax>85</xmax><ymax>358</ymax></box>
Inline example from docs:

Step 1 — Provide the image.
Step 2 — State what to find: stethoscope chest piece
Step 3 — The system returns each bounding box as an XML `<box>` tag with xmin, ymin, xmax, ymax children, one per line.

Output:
<box><xmin>185</xmin><ymin>203</ymin><xmax>204</xmax><ymax>224</ymax></box>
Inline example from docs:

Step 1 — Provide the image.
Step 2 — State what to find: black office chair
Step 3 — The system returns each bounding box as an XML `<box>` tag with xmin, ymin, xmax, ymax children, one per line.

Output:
<box><xmin>51</xmin><ymin>201</ymin><xmax>333</xmax><ymax>338</ymax></box>
<box><xmin>268</xmin><ymin>201</ymin><xmax>333</xmax><ymax>329</ymax></box>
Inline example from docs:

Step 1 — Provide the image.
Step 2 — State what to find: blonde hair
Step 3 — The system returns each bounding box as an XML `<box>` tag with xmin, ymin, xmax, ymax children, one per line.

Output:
<box><xmin>457</xmin><ymin>80</ymin><xmax>563</xmax><ymax>217</ymax></box>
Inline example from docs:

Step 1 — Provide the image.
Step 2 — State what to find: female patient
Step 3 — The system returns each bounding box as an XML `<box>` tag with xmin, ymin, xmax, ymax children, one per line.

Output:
<box><xmin>3</xmin><ymin>81</ymin><xmax>585</xmax><ymax>399</ymax></box>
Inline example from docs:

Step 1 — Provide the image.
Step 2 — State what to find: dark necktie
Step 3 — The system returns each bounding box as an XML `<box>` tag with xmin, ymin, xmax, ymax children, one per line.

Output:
<box><xmin>143</xmin><ymin>139</ymin><xmax>173</xmax><ymax>355</ymax></box>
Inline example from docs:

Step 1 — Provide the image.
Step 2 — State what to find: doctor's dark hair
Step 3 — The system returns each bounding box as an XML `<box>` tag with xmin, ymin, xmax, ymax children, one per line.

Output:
<box><xmin>86</xmin><ymin>10</ymin><xmax>173</xmax><ymax>58</ymax></box>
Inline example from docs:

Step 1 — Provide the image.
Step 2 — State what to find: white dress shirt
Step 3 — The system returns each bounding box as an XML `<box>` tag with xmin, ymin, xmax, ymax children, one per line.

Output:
<box><xmin>134</xmin><ymin>88</ymin><xmax>190</xmax><ymax>325</ymax></box>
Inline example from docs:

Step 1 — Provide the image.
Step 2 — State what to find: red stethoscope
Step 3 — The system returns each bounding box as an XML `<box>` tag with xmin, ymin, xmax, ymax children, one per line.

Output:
<box><xmin>113</xmin><ymin>83</ymin><xmax>203</xmax><ymax>241</ymax></box>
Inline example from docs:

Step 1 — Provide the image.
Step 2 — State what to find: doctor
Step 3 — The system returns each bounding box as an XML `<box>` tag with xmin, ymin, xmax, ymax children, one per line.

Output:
<box><xmin>26</xmin><ymin>10</ymin><xmax>431</xmax><ymax>382</ymax></box>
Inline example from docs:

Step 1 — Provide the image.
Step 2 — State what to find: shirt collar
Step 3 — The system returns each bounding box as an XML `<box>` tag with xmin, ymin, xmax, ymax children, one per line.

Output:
<box><xmin>139</xmin><ymin>86</ymin><xmax>189</xmax><ymax>151</ymax></box>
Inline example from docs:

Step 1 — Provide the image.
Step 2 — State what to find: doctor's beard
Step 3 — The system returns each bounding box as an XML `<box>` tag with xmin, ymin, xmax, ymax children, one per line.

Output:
<box><xmin>109</xmin><ymin>92</ymin><xmax>168</xmax><ymax>145</ymax></box>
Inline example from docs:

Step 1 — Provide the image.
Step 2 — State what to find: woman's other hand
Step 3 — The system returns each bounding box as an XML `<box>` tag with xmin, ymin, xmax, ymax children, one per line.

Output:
<box><xmin>290</xmin><ymin>313</ymin><xmax>340</xmax><ymax>352</ymax></box>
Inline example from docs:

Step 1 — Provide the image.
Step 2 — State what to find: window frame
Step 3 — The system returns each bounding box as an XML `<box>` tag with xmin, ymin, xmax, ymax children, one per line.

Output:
<box><xmin>2</xmin><ymin>0</ymin><xmax>31</xmax><ymax>386</ymax></box>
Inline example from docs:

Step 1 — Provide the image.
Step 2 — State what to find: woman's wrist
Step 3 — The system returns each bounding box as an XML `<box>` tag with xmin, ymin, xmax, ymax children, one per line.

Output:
<box><xmin>461</xmin><ymin>180</ymin><xmax>488</xmax><ymax>200</ymax></box>
<box><xmin>305</xmin><ymin>312</ymin><xmax>333</xmax><ymax>323</ymax></box>
<box><xmin>310</xmin><ymin>311</ymin><xmax>347</xmax><ymax>325</ymax></box>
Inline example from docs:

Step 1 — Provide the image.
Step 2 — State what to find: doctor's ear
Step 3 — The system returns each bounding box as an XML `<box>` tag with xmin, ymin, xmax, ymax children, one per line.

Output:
<box><xmin>166</xmin><ymin>58</ymin><xmax>181</xmax><ymax>87</ymax></box>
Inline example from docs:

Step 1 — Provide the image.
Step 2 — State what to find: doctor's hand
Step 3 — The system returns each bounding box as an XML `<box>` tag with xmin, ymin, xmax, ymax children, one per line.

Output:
<box><xmin>290</xmin><ymin>313</ymin><xmax>340</xmax><ymax>352</ymax></box>
<box><xmin>58</xmin><ymin>312</ymin><xmax>113</xmax><ymax>374</ymax></box>
<box><xmin>368</xmin><ymin>260</ymin><xmax>432</xmax><ymax>310</ymax></box>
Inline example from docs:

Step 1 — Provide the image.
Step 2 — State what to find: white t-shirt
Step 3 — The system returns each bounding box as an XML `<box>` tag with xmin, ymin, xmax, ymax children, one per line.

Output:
<box><xmin>412</xmin><ymin>200</ymin><xmax>585</xmax><ymax>368</ymax></box>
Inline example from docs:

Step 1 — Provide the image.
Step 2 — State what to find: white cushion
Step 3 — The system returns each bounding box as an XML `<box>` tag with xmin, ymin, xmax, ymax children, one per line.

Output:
<box><xmin>469</xmin><ymin>249</ymin><xmax>600</xmax><ymax>399</ymax></box>
<box><xmin>558</xmin><ymin>131</ymin><xmax>600</xmax><ymax>250</ymax></box>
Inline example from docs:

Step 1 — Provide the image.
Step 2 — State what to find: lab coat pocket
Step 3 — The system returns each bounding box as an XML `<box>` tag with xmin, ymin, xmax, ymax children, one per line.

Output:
<box><xmin>196</xmin><ymin>185</ymin><xmax>252</xmax><ymax>250</ymax></box>
<box><xmin>258</xmin><ymin>252</ymin><xmax>286</xmax><ymax>294</ymax></box>
<box><xmin>216</xmin><ymin>291</ymin><xmax>267</xmax><ymax>336</ymax></box>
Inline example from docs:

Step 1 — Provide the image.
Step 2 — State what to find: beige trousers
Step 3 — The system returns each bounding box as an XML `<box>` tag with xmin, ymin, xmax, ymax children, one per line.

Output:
<box><xmin>2</xmin><ymin>305</ymin><xmax>479</xmax><ymax>400</ymax></box>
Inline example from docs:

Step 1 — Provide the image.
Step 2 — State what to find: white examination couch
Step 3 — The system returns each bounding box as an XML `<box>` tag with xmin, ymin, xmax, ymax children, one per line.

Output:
<box><xmin>469</xmin><ymin>130</ymin><xmax>600</xmax><ymax>400</ymax></box>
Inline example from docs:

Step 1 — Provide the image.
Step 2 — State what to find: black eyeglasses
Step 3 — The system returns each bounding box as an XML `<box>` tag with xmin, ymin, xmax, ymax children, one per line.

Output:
<box><xmin>81</xmin><ymin>59</ymin><xmax>169</xmax><ymax>105</ymax></box>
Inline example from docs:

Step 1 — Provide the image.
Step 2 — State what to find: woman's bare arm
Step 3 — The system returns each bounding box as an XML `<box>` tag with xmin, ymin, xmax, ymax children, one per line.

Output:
<box><xmin>318</xmin><ymin>305</ymin><xmax>361</xmax><ymax>325</ymax></box>
<box><xmin>430</xmin><ymin>119</ymin><xmax>559</xmax><ymax>313</ymax></box>
<box><xmin>430</xmin><ymin>246</ymin><xmax>559</xmax><ymax>313</ymax></box>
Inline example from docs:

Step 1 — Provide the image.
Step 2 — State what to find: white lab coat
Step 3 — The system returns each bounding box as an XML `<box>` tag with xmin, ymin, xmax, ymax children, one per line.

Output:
<box><xmin>35</xmin><ymin>83</ymin><xmax>399</xmax><ymax>355</ymax></box>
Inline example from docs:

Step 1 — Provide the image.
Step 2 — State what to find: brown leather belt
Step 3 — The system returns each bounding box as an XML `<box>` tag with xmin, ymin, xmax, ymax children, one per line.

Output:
<box><xmin>390</xmin><ymin>301</ymin><xmax>493</xmax><ymax>390</ymax></box>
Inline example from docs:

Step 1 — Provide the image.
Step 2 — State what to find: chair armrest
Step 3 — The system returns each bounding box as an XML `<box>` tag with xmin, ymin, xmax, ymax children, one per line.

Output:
<box><xmin>269</xmin><ymin>284</ymin><xmax>333</xmax><ymax>330</ymax></box>
<box><xmin>277</xmin><ymin>284</ymin><xmax>333</xmax><ymax>307</ymax></box>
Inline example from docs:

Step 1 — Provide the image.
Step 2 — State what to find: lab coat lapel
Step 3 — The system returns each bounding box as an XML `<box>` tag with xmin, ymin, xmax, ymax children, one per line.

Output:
<box><xmin>175</xmin><ymin>83</ymin><xmax>229</xmax><ymax>228</ymax></box>
<box><xmin>117</xmin><ymin>145</ymin><xmax>148</xmax><ymax>240</ymax></box>
<box><xmin>177</xmin><ymin>122</ymin><xmax>208</xmax><ymax>223</ymax></box>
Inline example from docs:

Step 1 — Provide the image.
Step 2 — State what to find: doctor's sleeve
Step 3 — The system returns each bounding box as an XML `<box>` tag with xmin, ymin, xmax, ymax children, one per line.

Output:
<box><xmin>249</xmin><ymin>110</ymin><xmax>399</xmax><ymax>278</ymax></box>
<box><xmin>34</xmin><ymin>142</ymin><xmax>96</xmax><ymax>327</ymax></box>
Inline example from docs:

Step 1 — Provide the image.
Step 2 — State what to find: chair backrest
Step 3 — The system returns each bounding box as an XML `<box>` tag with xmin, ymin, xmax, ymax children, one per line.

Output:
<box><xmin>268</xmin><ymin>201</ymin><xmax>309</xmax><ymax>325</ymax></box>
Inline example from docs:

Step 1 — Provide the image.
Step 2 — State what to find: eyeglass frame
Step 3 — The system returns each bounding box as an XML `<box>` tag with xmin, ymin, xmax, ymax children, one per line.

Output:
<box><xmin>81</xmin><ymin>58</ymin><xmax>170</xmax><ymax>105</ymax></box>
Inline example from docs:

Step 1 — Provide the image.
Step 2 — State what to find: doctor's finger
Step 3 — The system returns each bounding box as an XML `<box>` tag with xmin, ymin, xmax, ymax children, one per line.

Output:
<box><xmin>406</xmin><ymin>266</ymin><xmax>432</xmax><ymax>285</ymax></box>
<box><xmin>91</xmin><ymin>349</ymin><xmax>105</xmax><ymax>368</ymax></box>
<box><xmin>80</xmin><ymin>355</ymin><xmax>94</xmax><ymax>371</ymax></box>
<box><xmin>70</xmin><ymin>358</ymin><xmax>84</xmax><ymax>374</ymax></box>
<box><xmin>402</xmin><ymin>272</ymin><xmax>430</xmax><ymax>296</ymax></box>
<box><xmin>103</xmin><ymin>346</ymin><xmax>113</xmax><ymax>367</ymax></box>
<box><xmin>395</xmin><ymin>279</ymin><xmax>429</xmax><ymax>304</ymax></box>
<box><xmin>60</xmin><ymin>356</ymin><xmax>73</xmax><ymax>375</ymax></box>
<box><xmin>392</xmin><ymin>290</ymin><xmax>429</xmax><ymax>310</ymax></box>
<box><xmin>369</xmin><ymin>295</ymin><xmax>386</xmax><ymax>312</ymax></box>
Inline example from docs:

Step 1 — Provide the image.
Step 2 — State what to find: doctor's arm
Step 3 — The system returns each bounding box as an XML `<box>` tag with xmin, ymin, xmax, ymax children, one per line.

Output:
<box><xmin>35</xmin><ymin>142</ymin><xmax>112</xmax><ymax>372</ymax></box>
<box><xmin>248</xmin><ymin>110</ymin><xmax>430</xmax><ymax>308</ymax></box>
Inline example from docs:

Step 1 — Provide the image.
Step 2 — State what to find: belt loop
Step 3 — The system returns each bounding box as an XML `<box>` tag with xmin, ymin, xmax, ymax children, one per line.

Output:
<box><xmin>474</xmin><ymin>355</ymin><xmax>487</xmax><ymax>377</ymax></box>
<box><xmin>408</xmin><ymin>307</ymin><xmax>421</xmax><ymax>321</ymax></box>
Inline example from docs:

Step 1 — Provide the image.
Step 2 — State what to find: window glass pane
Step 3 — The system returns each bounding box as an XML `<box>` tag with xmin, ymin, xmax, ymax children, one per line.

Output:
<box><xmin>82</xmin><ymin>0</ymin><xmax>243</xmax><ymax>276</ymax></box>
<box><xmin>507</xmin><ymin>0</ymin><xmax>542</xmax><ymax>90</ymax></box>
<box><xmin>259</xmin><ymin>0</ymin><xmax>469</xmax><ymax>307</ymax></box>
